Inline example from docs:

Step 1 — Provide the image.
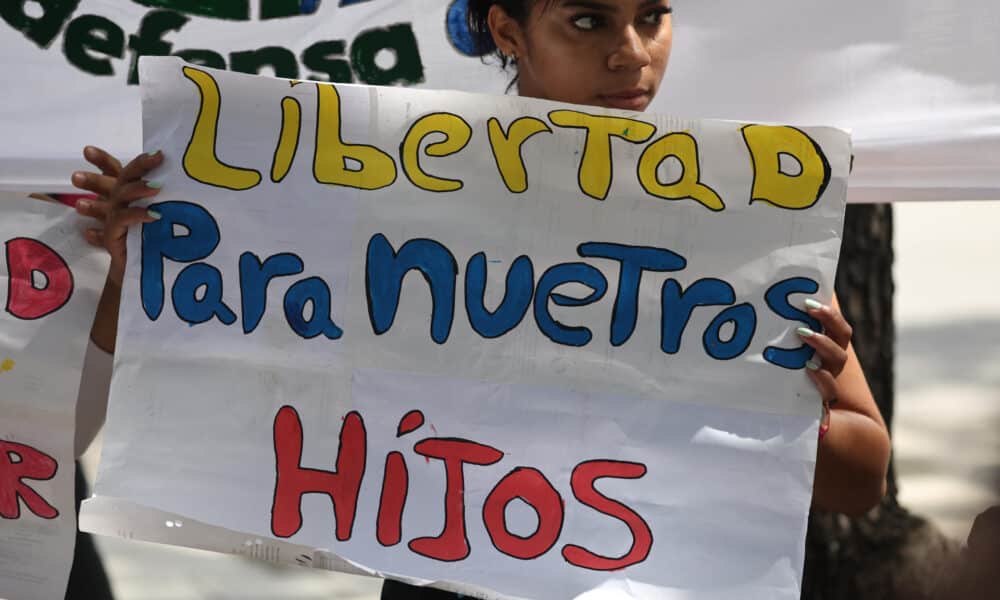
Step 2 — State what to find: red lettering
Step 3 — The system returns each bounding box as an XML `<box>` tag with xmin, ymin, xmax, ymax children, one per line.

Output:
<box><xmin>482</xmin><ymin>467</ymin><xmax>564</xmax><ymax>560</ymax></box>
<box><xmin>270</xmin><ymin>406</ymin><xmax>366</xmax><ymax>540</ymax></box>
<box><xmin>376</xmin><ymin>451</ymin><xmax>408</xmax><ymax>546</ymax></box>
<box><xmin>5</xmin><ymin>238</ymin><xmax>74</xmax><ymax>320</ymax></box>
<box><xmin>0</xmin><ymin>441</ymin><xmax>59</xmax><ymax>520</ymax></box>
<box><xmin>562</xmin><ymin>460</ymin><xmax>652</xmax><ymax>571</ymax></box>
<box><xmin>396</xmin><ymin>409</ymin><xmax>425</xmax><ymax>437</ymax></box>
<box><xmin>409</xmin><ymin>438</ymin><xmax>503</xmax><ymax>561</ymax></box>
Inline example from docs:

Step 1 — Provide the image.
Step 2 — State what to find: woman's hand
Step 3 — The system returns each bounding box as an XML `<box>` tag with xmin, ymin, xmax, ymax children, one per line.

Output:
<box><xmin>797</xmin><ymin>298</ymin><xmax>853</xmax><ymax>428</ymax></box>
<box><xmin>800</xmin><ymin>295</ymin><xmax>891</xmax><ymax>516</ymax></box>
<box><xmin>72</xmin><ymin>146</ymin><xmax>164</xmax><ymax>287</ymax></box>
<box><xmin>71</xmin><ymin>146</ymin><xmax>164</xmax><ymax>353</ymax></box>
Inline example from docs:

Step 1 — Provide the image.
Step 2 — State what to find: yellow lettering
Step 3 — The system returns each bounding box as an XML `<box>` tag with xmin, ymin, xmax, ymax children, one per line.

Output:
<box><xmin>741</xmin><ymin>125</ymin><xmax>831</xmax><ymax>210</ymax></box>
<box><xmin>314</xmin><ymin>83</ymin><xmax>397</xmax><ymax>190</ymax></box>
<box><xmin>271</xmin><ymin>97</ymin><xmax>301</xmax><ymax>183</ymax></box>
<box><xmin>638</xmin><ymin>132</ymin><xmax>724</xmax><ymax>212</ymax></box>
<box><xmin>181</xmin><ymin>67</ymin><xmax>262</xmax><ymax>191</ymax></box>
<box><xmin>400</xmin><ymin>112</ymin><xmax>473</xmax><ymax>192</ymax></box>
<box><xmin>549</xmin><ymin>110</ymin><xmax>655</xmax><ymax>200</ymax></box>
<box><xmin>487</xmin><ymin>117</ymin><xmax>551</xmax><ymax>193</ymax></box>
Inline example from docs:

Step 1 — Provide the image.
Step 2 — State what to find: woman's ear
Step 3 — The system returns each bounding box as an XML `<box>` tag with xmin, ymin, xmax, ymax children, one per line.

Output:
<box><xmin>488</xmin><ymin>4</ymin><xmax>526</xmax><ymax>60</ymax></box>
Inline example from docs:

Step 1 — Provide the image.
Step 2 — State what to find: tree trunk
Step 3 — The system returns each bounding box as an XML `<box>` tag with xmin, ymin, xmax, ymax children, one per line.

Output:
<box><xmin>800</xmin><ymin>204</ymin><xmax>960</xmax><ymax>600</ymax></box>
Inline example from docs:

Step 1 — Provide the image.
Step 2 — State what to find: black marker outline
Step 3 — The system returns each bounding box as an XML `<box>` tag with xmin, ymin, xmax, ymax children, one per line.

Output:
<box><xmin>637</xmin><ymin>131</ymin><xmax>725</xmax><ymax>212</ymax></box>
<box><xmin>271</xmin><ymin>96</ymin><xmax>303</xmax><ymax>183</ymax></box>
<box><xmin>0</xmin><ymin>440</ymin><xmax>60</xmax><ymax>520</ymax></box>
<box><xmin>701</xmin><ymin>302</ymin><xmax>757</xmax><ymax>361</ymax></box>
<box><xmin>312</xmin><ymin>82</ymin><xmax>398</xmax><ymax>191</ymax></box>
<box><xmin>3</xmin><ymin>237</ymin><xmax>74</xmax><ymax>321</ymax></box>
<box><xmin>486</xmin><ymin>116</ymin><xmax>552</xmax><ymax>194</ymax></box>
<box><xmin>180</xmin><ymin>66</ymin><xmax>263</xmax><ymax>191</ymax></box>
<box><xmin>741</xmin><ymin>124</ymin><xmax>832</xmax><ymax>211</ymax></box>
<box><xmin>398</xmin><ymin>111</ymin><xmax>473</xmax><ymax>193</ymax></box>
<box><xmin>365</xmin><ymin>234</ymin><xmax>458</xmax><ymax>345</ymax></box>
<box><xmin>482</xmin><ymin>466</ymin><xmax>565</xmax><ymax>561</ymax></box>
<box><xmin>548</xmin><ymin>109</ymin><xmax>656</xmax><ymax>201</ymax></box>
<box><xmin>464</xmin><ymin>252</ymin><xmax>535</xmax><ymax>339</ymax></box>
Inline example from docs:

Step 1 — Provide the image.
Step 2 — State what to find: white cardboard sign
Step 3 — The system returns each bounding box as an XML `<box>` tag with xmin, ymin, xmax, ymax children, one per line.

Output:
<box><xmin>0</xmin><ymin>193</ymin><xmax>107</xmax><ymax>600</ymax></box>
<box><xmin>82</xmin><ymin>57</ymin><xmax>851</xmax><ymax>600</ymax></box>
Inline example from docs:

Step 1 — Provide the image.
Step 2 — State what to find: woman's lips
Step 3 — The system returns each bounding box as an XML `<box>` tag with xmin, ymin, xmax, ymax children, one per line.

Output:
<box><xmin>599</xmin><ymin>89</ymin><xmax>651</xmax><ymax>111</ymax></box>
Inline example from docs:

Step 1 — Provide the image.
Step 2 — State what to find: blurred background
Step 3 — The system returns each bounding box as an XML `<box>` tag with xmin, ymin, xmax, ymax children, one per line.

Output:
<box><xmin>80</xmin><ymin>200</ymin><xmax>1000</xmax><ymax>600</ymax></box>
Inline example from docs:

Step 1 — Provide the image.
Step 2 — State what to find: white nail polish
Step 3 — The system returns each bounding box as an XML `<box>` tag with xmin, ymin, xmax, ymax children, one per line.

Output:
<box><xmin>804</xmin><ymin>299</ymin><xmax>823</xmax><ymax>310</ymax></box>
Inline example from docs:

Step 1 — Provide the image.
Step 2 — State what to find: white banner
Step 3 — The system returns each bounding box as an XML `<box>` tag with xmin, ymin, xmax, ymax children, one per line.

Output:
<box><xmin>0</xmin><ymin>0</ymin><xmax>997</xmax><ymax>202</ymax></box>
<box><xmin>0</xmin><ymin>193</ymin><xmax>107</xmax><ymax>600</ymax></box>
<box><xmin>79</xmin><ymin>57</ymin><xmax>851</xmax><ymax>599</ymax></box>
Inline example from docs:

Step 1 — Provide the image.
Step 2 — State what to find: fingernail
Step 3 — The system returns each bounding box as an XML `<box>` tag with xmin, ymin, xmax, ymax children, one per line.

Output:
<box><xmin>71</xmin><ymin>171</ymin><xmax>86</xmax><ymax>184</ymax></box>
<box><xmin>805</xmin><ymin>360</ymin><xmax>820</xmax><ymax>371</ymax></box>
<box><xmin>147</xmin><ymin>210</ymin><xmax>162</xmax><ymax>220</ymax></box>
<box><xmin>804</xmin><ymin>299</ymin><xmax>824</xmax><ymax>310</ymax></box>
<box><xmin>146</xmin><ymin>180</ymin><xmax>163</xmax><ymax>189</ymax></box>
<box><xmin>797</xmin><ymin>327</ymin><xmax>816</xmax><ymax>338</ymax></box>
<box><xmin>77</xmin><ymin>199</ymin><xmax>92</xmax><ymax>210</ymax></box>
<box><xmin>145</xmin><ymin>150</ymin><xmax>162</xmax><ymax>158</ymax></box>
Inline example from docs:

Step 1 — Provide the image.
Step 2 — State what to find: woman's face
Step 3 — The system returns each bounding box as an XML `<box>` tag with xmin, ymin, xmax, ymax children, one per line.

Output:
<box><xmin>491</xmin><ymin>0</ymin><xmax>673</xmax><ymax>111</ymax></box>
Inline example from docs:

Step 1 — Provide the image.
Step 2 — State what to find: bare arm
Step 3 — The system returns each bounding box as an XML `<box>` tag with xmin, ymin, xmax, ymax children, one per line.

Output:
<box><xmin>72</xmin><ymin>146</ymin><xmax>164</xmax><ymax>353</ymax></box>
<box><xmin>802</xmin><ymin>294</ymin><xmax>891</xmax><ymax>516</ymax></box>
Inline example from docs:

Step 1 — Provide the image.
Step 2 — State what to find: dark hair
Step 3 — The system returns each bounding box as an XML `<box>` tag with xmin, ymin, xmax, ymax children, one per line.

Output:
<box><xmin>467</xmin><ymin>0</ymin><xmax>547</xmax><ymax>68</ymax></box>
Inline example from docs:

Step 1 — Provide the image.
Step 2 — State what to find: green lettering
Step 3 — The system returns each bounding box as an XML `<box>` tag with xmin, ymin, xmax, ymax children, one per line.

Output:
<box><xmin>301</xmin><ymin>40</ymin><xmax>353</xmax><ymax>83</ymax></box>
<box><xmin>127</xmin><ymin>9</ymin><xmax>188</xmax><ymax>85</ymax></box>
<box><xmin>0</xmin><ymin>0</ymin><xmax>80</xmax><ymax>48</ymax></box>
<box><xmin>62</xmin><ymin>14</ymin><xmax>125</xmax><ymax>76</ymax></box>
<box><xmin>350</xmin><ymin>23</ymin><xmax>424</xmax><ymax>86</ymax></box>
<box><xmin>259</xmin><ymin>0</ymin><xmax>301</xmax><ymax>20</ymax></box>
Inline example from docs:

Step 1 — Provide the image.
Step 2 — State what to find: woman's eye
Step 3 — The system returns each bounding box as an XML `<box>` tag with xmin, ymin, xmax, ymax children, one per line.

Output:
<box><xmin>641</xmin><ymin>7</ymin><xmax>672</xmax><ymax>26</ymax></box>
<box><xmin>572</xmin><ymin>15</ymin><xmax>600</xmax><ymax>30</ymax></box>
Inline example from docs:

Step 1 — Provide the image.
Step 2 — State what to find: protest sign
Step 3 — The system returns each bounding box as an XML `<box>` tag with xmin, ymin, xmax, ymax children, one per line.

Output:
<box><xmin>1</xmin><ymin>0</ymin><xmax>996</xmax><ymax>202</ymax></box>
<box><xmin>0</xmin><ymin>193</ymin><xmax>107</xmax><ymax>600</ymax></box>
<box><xmin>78</xmin><ymin>56</ymin><xmax>851</xmax><ymax>599</ymax></box>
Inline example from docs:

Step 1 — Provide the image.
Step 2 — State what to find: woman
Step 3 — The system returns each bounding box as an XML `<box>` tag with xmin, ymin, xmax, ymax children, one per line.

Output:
<box><xmin>71</xmin><ymin>1</ymin><xmax>892</xmax><ymax>597</ymax></box>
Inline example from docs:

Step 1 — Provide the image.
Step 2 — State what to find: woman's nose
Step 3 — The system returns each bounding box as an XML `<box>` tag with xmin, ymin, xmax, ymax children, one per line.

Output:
<box><xmin>608</xmin><ymin>26</ymin><xmax>652</xmax><ymax>71</ymax></box>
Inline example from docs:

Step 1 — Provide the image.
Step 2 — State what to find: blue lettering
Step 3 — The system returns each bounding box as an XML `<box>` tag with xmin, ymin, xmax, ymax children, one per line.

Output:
<box><xmin>578</xmin><ymin>242</ymin><xmax>686</xmax><ymax>346</ymax></box>
<box><xmin>533</xmin><ymin>263</ymin><xmax>608</xmax><ymax>347</ymax></box>
<box><xmin>239</xmin><ymin>252</ymin><xmax>305</xmax><ymax>334</ymax></box>
<box><xmin>703</xmin><ymin>303</ymin><xmax>756</xmax><ymax>360</ymax></box>
<box><xmin>283</xmin><ymin>276</ymin><xmax>343</xmax><ymax>339</ymax></box>
<box><xmin>171</xmin><ymin>263</ymin><xmax>237</xmax><ymax>325</ymax></box>
<box><xmin>141</xmin><ymin>201</ymin><xmax>221</xmax><ymax>320</ymax></box>
<box><xmin>661</xmin><ymin>278</ymin><xmax>734</xmax><ymax>354</ymax></box>
<box><xmin>366</xmin><ymin>234</ymin><xmax>458</xmax><ymax>344</ymax></box>
<box><xmin>465</xmin><ymin>253</ymin><xmax>534</xmax><ymax>339</ymax></box>
<box><xmin>763</xmin><ymin>277</ymin><xmax>821</xmax><ymax>369</ymax></box>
